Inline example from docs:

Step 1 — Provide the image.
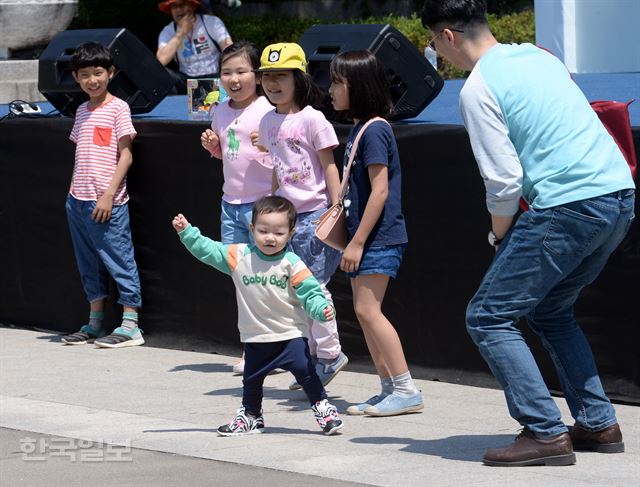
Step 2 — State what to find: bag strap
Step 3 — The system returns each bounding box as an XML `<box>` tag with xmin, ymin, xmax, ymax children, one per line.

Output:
<box><xmin>339</xmin><ymin>117</ymin><xmax>390</xmax><ymax>201</ymax></box>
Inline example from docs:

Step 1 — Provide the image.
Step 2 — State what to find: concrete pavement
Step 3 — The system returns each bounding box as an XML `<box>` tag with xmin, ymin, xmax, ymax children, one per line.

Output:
<box><xmin>1</xmin><ymin>326</ymin><xmax>638</xmax><ymax>486</ymax></box>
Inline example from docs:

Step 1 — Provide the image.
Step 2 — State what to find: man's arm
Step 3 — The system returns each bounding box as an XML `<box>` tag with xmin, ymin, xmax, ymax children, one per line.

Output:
<box><xmin>460</xmin><ymin>71</ymin><xmax>522</xmax><ymax>237</ymax></box>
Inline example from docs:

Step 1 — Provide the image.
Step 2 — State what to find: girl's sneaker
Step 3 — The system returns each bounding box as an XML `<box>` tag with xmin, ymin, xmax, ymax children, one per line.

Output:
<box><xmin>364</xmin><ymin>391</ymin><xmax>424</xmax><ymax>417</ymax></box>
<box><xmin>61</xmin><ymin>325</ymin><xmax>105</xmax><ymax>345</ymax></box>
<box><xmin>345</xmin><ymin>394</ymin><xmax>388</xmax><ymax>416</ymax></box>
<box><xmin>94</xmin><ymin>326</ymin><xmax>144</xmax><ymax>349</ymax></box>
<box><xmin>312</xmin><ymin>399</ymin><xmax>343</xmax><ymax>435</ymax></box>
<box><xmin>217</xmin><ymin>407</ymin><xmax>264</xmax><ymax>436</ymax></box>
<box><xmin>232</xmin><ymin>359</ymin><xmax>245</xmax><ymax>375</ymax></box>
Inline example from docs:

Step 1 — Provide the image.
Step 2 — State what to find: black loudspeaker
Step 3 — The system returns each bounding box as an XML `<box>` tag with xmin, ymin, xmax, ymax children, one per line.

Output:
<box><xmin>299</xmin><ymin>24</ymin><xmax>443</xmax><ymax>121</ymax></box>
<box><xmin>39</xmin><ymin>28</ymin><xmax>173</xmax><ymax>117</ymax></box>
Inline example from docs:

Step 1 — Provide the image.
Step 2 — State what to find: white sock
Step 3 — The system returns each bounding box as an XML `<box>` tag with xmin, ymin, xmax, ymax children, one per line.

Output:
<box><xmin>392</xmin><ymin>371</ymin><xmax>419</xmax><ymax>396</ymax></box>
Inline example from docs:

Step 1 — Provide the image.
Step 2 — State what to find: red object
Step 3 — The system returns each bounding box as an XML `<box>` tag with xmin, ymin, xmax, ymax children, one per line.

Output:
<box><xmin>519</xmin><ymin>99</ymin><xmax>637</xmax><ymax>211</ymax></box>
<box><xmin>158</xmin><ymin>0</ymin><xmax>202</xmax><ymax>15</ymax></box>
<box><xmin>590</xmin><ymin>99</ymin><xmax>637</xmax><ymax>179</ymax></box>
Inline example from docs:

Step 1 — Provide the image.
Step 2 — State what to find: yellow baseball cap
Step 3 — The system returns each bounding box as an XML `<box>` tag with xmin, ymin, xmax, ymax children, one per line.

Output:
<box><xmin>256</xmin><ymin>43</ymin><xmax>307</xmax><ymax>73</ymax></box>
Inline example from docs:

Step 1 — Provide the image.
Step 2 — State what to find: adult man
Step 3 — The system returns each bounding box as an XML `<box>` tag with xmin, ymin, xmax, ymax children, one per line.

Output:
<box><xmin>156</xmin><ymin>0</ymin><xmax>233</xmax><ymax>93</ymax></box>
<box><xmin>421</xmin><ymin>0</ymin><xmax>635</xmax><ymax>467</ymax></box>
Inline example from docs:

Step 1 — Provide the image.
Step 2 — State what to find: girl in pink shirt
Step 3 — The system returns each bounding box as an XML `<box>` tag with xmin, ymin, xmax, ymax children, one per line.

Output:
<box><xmin>256</xmin><ymin>43</ymin><xmax>349</xmax><ymax>389</ymax></box>
<box><xmin>201</xmin><ymin>41</ymin><xmax>273</xmax><ymax>374</ymax></box>
<box><xmin>201</xmin><ymin>41</ymin><xmax>273</xmax><ymax>246</ymax></box>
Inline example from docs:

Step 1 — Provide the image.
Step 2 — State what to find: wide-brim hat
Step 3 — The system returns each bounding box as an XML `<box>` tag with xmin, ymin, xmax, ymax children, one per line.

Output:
<box><xmin>158</xmin><ymin>0</ymin><xmax>201</xmax><ymax>14</ymax></box>
<box><xmin>255</xmin><ymin>43</ymin><xmax>307</xmax><ymax>73</ymax></box>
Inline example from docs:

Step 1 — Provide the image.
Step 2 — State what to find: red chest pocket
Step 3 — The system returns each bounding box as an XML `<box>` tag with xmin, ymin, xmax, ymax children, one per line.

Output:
<box><xmin>93</xmin><ymin>126</ymin><xmax>112</xmax><ymax>146</ymax></box>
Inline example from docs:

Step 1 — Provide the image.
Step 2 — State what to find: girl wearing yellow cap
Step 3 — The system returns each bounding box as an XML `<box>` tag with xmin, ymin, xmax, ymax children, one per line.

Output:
<box><xmin>254</xmin><ymin>43</ymin><xmax>350</xmax><ymax>392</ymax></box>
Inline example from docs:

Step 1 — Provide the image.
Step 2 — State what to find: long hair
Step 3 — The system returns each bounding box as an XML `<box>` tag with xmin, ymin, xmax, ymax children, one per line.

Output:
<box><xmin>330</xmin><ymin>50</ymin><xmax>391</xmax><ymax>121</ymax></box>
<box><xmin>293</xmin><ymin>70</ymin><xmax>324</xmax><ymax>110</ymax></box>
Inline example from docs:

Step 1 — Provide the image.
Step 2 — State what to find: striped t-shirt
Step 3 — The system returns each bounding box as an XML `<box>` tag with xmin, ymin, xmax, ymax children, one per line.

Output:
<box><xmin>69</xmin><ymin>96</ymin><xmax>137</xmax><ymax>205</ymax></box>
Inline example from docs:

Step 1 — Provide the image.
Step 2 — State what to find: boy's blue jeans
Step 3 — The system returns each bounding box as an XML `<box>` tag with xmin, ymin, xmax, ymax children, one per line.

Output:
<box><xmin>65</xmin><ymin>194</ymin><xmax>142</xmax><ymax>308</ymax></box>
<box><xmin>466</xmin><ymin>189</ymin><xmax>635</xmax><ymax>438</ymax></box>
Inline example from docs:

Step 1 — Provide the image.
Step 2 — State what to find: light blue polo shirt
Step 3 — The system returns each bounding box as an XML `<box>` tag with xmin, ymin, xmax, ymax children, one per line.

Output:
<box><xmin>460</xmin><ymin>43</ymin><xmax>635</xmax><ymax>216</ymax></box>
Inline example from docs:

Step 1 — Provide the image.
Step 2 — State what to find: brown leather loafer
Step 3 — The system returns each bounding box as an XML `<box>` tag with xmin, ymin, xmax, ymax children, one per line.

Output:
<box><xmin>569</xmin><ymin>423</ymin><xmax>624</xmax><ymax>453</ymax></box>
<box><xmin>483</xmin><ymin>429</ymin><xmax>576</xmax><ymax>466</ymax></box>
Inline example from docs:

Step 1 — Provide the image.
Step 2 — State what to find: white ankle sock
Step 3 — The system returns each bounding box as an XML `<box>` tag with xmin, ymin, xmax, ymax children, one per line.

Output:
<box><xmin>392</xmin><ymin>371</ymin><xmax>419</xmax><ymax>396</ymax></box>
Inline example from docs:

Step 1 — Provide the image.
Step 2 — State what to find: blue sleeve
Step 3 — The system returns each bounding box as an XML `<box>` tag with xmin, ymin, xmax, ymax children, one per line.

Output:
<box><xmin>360</xmin><ymin>122</ymin><xmax>392</xmax><ymax>168</ymax></box>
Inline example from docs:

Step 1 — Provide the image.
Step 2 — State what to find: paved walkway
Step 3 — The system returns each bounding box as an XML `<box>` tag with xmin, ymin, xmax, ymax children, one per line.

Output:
<box><xmin>1</xmin><ymin>326</ymin><xmax>638</xmax><ymax>486</ymax></box>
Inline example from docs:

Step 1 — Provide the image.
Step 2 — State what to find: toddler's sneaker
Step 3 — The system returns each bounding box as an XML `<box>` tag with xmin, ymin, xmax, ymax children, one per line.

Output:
<box><xmin>364</xmin><ymin>391</ymin><xmax>423</xmax><ymax>417</ymax></box>
<box><xmin>94</xmin><ymin>326</ymin><xmax>144</xmax><ymax>349</ymax></box>
<box><xmin>290</xmin><ymin>352</ymin><xmax>349</xmax><ymax>390</ymax></box>
<box><xmin>217</xmin><ymin>407</ymin><xmax>264</xmax><ymax>436</ymax></box>
<box><xmin>232</xmin><ymin>358</ymin><xmax>245</xmax><ymax>375</ymax></box>
<box><xmin>61</xmin><ymin>325</ymin><xmax>105</xmax><ymax>345</ymax></box>
<box><xmin>346</xmin><ymin>394</ymin><xmax>388</xmax><ymax>416</ymax></box>
<box><xmin>312</xmin><ymin>399</ymin><xmax>343</xmax><ymax>435</ymax></box>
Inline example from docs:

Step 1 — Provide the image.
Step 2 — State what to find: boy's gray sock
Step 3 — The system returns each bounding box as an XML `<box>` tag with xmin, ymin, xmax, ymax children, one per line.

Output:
<box><xmin>87</xmin><ymin>311</ymin><xmax>104</xmax><ymax>333</ymax></box>
<box><xmin>391</xmin><ymin>371</ymin><xmax>420</xmax><ymax>397</ymax></box>
<box><xmin>120</xmin><ymin>311</ymin><xmax>139</xmax><ymax>333</ymax></box>
<box><xmin>380</xmin><ymin>376</ymin><xmax>394</xmax><ymax>396</ymax></box>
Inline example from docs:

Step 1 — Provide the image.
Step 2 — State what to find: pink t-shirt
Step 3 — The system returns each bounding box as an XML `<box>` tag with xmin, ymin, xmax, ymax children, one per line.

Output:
<box><xmin>210</xmin><ymin>96</ymin><xmax>273</xmax><ymax>204</ymax></box>
<box><xmin>259</xmin><ymin>106</ymin><xmax>338</xmax><ymax>213</ymax></box>
<box><xmin>69</xmin><ymin>97</ymin><xmax>137</xmax><ymax>205</ymax></box>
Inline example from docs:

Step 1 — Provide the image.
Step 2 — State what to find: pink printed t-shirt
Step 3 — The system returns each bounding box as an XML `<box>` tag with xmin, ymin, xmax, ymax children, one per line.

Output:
<box><xmin>69</xmin><ymin>96</ymin><xmax>137</xmax><ymax>205</ymax></box>
<box><xmin>210</xmin><ymin>96</ymin><xmax>273</xmax><ymax>204</ymax></box>
<box><xmin>259</xmin><ymin>105</ymin><xmax>338</xmax><ymax>213</ymax></box>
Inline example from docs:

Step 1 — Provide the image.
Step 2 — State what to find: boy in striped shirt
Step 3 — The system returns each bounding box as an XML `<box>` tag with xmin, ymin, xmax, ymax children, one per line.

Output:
<box><xmin>61</xmin><ymin>42</ymin><xmax>143</xmax><ymax>349</ymax></box>
<box><xmin>172</xmin><ymin>196</ymin><xmax>344</xmax><ymax>436</ymax></box>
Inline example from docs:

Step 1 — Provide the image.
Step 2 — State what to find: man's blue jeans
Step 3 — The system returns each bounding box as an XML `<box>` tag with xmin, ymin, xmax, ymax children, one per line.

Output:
<box><xmin>466</xmin><ymin>189</ymin><xmax>635</xmax><ymax>438</ymax></box>
<box><xmin>65</xmin><ymin>195</ymin><xmax>142</xmax><ymax>308</ymax></box>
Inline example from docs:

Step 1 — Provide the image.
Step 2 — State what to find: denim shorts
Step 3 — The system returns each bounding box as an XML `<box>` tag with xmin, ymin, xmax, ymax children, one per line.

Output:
<box><xmin>346</xmin><ymin>243</ymin><xmax>406</xmax><ymax>279</ymax></box>
<box><xmin>220</xmin><ymin>200</ymin><xmax>255</xmax><ymax>245</ymax></box>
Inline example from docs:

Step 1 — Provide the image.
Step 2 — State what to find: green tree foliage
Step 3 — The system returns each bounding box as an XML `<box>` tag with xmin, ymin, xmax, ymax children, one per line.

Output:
<box><xmin>70</xmin><ymin>0</ymin><xmax>172</xmax><ymax>49</ymax></box>
<box><xmin>70</xmin><ymin>2</ymin><xmax>534</xmax><ymax>80</ymax></box>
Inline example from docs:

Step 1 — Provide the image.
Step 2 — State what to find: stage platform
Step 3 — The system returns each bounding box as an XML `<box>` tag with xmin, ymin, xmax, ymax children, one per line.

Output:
<box><xmin>2</xmin><ymin>73</ymin><xmax>639</xmax><ymax>125</ymax></box>
<box><xmin>1</xmin><ymin>74</ymin><xmax>639</xmax><ymax>403</ymax></box>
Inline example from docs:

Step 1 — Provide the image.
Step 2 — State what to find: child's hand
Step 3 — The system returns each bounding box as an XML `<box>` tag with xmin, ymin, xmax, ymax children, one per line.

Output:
<box><xmin>322</xmin><ymin>305</ymin><xmax>335</xmax><ymax>321</ymax></box>
<box><xmin>250</xmin><ymin>130</ymin><xmax>268</xmax><ymax>152</ymax></box>
<box><xmin>93</xmin><ymin>193</ymin><xmax>114</xmax><ymax>223</ymax></box>
<box><xmin>201</xmin><ymin>129</ymin><xmax>219</xmax><ymax>152</ymax></box>
<box><xmin>172</xmin><ymin>214</ymin><xmax>189</xmax><ymax>232</ymax></box>
<box><xmin>340</xmin><ymin>241</ymin><xmax>364</xmax><ymax>274</ymax></box>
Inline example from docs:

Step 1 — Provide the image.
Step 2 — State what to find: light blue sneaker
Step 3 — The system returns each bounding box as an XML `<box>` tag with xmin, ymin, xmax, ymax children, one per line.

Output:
<box><xmin>364</xmin><ymin>392</ymin><xmax>424</xmax><ymax>417</ymax></box>
<box><xmin>289</xmin><ymin>352</ymin><xmax>349</xmax><ymax>390</ymax></box>
<box><xmin>94</xmin><ymin>326</ymin><xmax>144</xmax><ymax>349</ymax></box>
<box><xmin>346</xmin><ymin>394</ymin><xmax>388</xmax><ymax>416</ymax></box>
